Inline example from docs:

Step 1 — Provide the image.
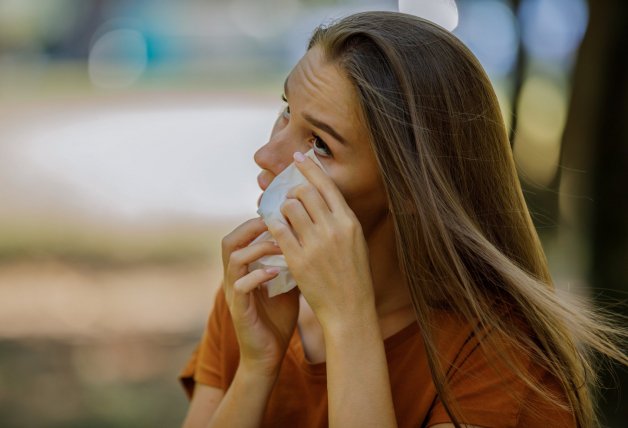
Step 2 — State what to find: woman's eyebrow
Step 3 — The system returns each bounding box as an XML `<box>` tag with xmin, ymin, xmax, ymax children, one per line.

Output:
<box><xmin>303</xmin><ymin>113</ymin><xmax>348</xmax><ymax>146</ymax></box>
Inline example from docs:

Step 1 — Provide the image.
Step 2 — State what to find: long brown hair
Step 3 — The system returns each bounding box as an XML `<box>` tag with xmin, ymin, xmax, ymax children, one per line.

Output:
<box><xmin>309</xmin><ymin>11</ymin><xmax>627</xmax><ymax>427</ymax></box>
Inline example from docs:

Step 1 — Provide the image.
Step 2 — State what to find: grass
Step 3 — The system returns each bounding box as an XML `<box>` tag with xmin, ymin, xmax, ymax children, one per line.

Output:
<box><xmin>0</xmin><ymin>218</ymin><xmax>234</xmax><ymax>269</ymax></box>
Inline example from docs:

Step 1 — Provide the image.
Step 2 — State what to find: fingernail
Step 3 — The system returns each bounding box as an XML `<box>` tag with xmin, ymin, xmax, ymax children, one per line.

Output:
<box><xmin>265</xmin><ymin>267</ymin><xmax>281</xmax><ymax>275</ymax></box>
<box><xmin>293</xmin><ymin>151</ymin><xmax>306</xmax><ymax>163</ymax></box>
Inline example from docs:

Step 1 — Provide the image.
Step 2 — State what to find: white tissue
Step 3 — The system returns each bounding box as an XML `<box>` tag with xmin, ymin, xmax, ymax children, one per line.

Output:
<box><xmin>248</xmin><ymin>149</ymin><xmax>325</xmax><ymax>297</ymax></box>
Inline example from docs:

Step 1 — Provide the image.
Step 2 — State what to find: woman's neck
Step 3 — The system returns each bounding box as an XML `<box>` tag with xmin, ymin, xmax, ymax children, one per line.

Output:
<box><xmin>364</xmin><ymin>211</ymin><xmax>415</xmax><ymax>329</ymax></box>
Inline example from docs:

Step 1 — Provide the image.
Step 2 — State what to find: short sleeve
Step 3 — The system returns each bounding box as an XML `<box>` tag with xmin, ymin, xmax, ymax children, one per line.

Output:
<box><xmin>179</xmin><ymin>287</ymin><xmax>235</xmax><ymax>399</ymax></box>
<box><xmin>426</xmin><ymin>326</ymin><xmax>574</xmax><ymax>427</ymax></box>
<box><xmin>427</xmin><ymin>339</ymin><xmax>528</xmax><ymax>426</ymax></box>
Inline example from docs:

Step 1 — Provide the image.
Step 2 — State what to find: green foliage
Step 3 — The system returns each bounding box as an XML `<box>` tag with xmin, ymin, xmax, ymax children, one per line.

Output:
<box><xmin>0</xmin><ymin>220</ymin><xmax>226</xmax><ymax>268</ymax></box>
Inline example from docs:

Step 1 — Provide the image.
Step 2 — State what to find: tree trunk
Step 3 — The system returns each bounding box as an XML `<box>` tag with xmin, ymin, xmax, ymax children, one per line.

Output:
<box><xmin>560</xmin><ymin>0</ymin><xmax>628</xmax><ymax>426</ymax></box>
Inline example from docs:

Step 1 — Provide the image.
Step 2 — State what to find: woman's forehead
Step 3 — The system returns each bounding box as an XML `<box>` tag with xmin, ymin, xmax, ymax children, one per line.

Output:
<box><xmin>287</xmin><ymin>48</ymin><xmax>351</xmax><ymax>103</ymax></box>
<box><xmin>286</xmin><ymin>47</ymin><xmax>367</xmax><ymax>145</ymax></box>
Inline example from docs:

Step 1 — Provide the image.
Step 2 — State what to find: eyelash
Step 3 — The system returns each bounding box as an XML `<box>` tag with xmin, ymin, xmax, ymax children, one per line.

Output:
<box><xmin>311</xmin><ymin>133</ymin><xmax>332</xmax><ymax>157</ymax></box>
<box><xmin>280</xmin><ymin>94</ymin><xmax>332</xmax><ymax>158</ymax></box>
<box><xmin>280</xmin><ymin>94</ymin><xmax>290</xmax><ymax>119</ymax></box>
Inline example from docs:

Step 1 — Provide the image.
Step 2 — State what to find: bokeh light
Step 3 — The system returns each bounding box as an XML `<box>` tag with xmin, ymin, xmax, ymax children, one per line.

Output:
<box><xmin>492</xmin><ymin>79</ymin><xmax>513</xmax><ymax>132</ymax></box>
<box><xmin>513</xmin><ymin>74</ymin><xmax>568</xmax><ymax>186</ymax></box>
<box><xmin>398</xmin><ymin>0</ymin><xmax>459</xmax><ymax>31</ymax></box>
<box><xmin>230</xmin><ymin>0</ymin><xmax>301</xmax><ymax>39</ymax></box>
<box><xmin>0</xmin><ymin>0</ymin><xmax>39</xmax><ymax>47</ymax></box>
<box><xmin>518</xmin><ymin>0</ymin><xmax>588</xmax><ymax>63</ymax></box>
<box><xmin>454</xmin><ymin>0</ymin><xmax>518</xmax><ymax>78</ymax></box>
<box><xmin>88</xmin><ymin>27</ymin><xmax>148</xmax><ymax>88</ymax></box>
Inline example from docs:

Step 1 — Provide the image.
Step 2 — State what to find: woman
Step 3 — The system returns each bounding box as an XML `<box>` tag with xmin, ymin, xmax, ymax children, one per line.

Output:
<box><xmin>180</xmin><ymin>12</ymin><xmax>627</xmax><ymax>428</ymax></box>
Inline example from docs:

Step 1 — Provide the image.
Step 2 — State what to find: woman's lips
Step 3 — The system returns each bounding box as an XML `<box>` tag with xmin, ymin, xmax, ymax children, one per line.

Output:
<box><xmin>257</xmin><ymin>170</ymin><xmax>275</xmax><ymax>208</ymax></box>
<box><xmin>257</xmin><ymin>170</ymin><xmax>275</xmax><ymax>191</ymax></box>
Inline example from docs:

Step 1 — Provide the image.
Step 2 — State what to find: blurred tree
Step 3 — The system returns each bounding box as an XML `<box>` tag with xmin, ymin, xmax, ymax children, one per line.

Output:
<box><xmin>560</xmin><ymin>0</ymin><xmax>628</xmax><ymax>426</ymax></box>
<box><xmin>509</xmin><ymin>0</ymin><xmax>561</xmax><ymax>242</ymax></box>
<box><xmin>508</xmin><ymin>0</ymin><xmax>524</xmax><ymax>148</ymax></box>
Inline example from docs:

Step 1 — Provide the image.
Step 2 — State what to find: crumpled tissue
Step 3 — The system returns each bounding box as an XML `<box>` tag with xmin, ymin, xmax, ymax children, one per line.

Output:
<box><xmin>248</xmin><ymin>149</ymin><xmax>325</xmax><ymax>297</ymax></box>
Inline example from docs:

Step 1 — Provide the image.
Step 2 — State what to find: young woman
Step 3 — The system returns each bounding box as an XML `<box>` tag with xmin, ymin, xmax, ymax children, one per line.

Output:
<box><xmin>180</xmin><ymin>12</ymin><xmax>627</xmax><ymax>428</ymax></box>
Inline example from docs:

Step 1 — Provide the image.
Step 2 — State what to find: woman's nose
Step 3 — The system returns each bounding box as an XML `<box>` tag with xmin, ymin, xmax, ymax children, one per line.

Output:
<box><xmin>253</xmin><ymin>133</ymin><xmax>301</xmax><ymax>177</ymax></box>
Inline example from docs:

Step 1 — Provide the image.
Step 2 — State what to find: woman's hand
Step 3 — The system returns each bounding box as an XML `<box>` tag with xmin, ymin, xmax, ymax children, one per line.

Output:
<box><xmin>267</xmin><ymin>152</ymin><xmax>376</xmax><ymax>334</ymax></box>
<box><xmin>267</xmin><ymin>154</ymin><xmax>398</xmax><ymax>428</ymax></box>
<box><xmin>221</xmin><ymin>218</ymin><xmax>300</xmax><ymax>378</ymax></box>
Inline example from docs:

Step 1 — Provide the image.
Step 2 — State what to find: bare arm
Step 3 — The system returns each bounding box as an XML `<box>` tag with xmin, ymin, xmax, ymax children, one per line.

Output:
<box><xmin>324</xmin><ymin>310</ymin><xmax>397</xmax><ymax>428</ymax></box>
<box><xmin>181</xmin><ymin>217</ymin><xmax>299</xmax><ymax>427</ymax></box>
<box><xmin>204</xmin><ymin>368</ymin><xmax>277</xmax><ymax>428</ymax></box>
<box><xmin>180</xmin><ymin>369</ymin><xmax>278</xmax><ymax>428</ymax></box>
<box><xmin>181</xmin><ymin>384</ymin><xmax>224</xmax><ymax>428</ymax></box>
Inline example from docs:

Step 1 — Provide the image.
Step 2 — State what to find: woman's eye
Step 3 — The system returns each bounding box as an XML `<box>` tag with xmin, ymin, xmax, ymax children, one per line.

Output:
<box><xmin>312</xmin><ymin>134</ymin><xmax>332</xmax><ymax>157</ymax></box>
<box><xmin>280</xmin><ymin>94</ymin><xmax>290</xmax><ymax>120</ymax></box>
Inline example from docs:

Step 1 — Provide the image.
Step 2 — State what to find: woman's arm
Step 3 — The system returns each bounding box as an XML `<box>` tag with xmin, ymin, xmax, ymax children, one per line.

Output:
<box><xmin>269</xmin><ymin>153</ymin><xmax>398</xmax><ymax>427</ymax></box>
<box><xmin>181</xmin><ymin>384</ymin><xmax>224</xmax><ymax>428</ymax></box>
<box><xmin>181</xmin><ymin>371</ymin><xmax>279</xmax><ymax>428</ymax></box>
<box><xmin>203</xmin><ymin>369</ymin><xmax>276</xmax><ymax>428</ymax></box>
<box><xmin>324</xmin><ymin>309</ymin><xmax>397</xmax><ymax>427</ymax></box>
<box><xmin>181</xmin><ymin>218</ymin><xmax>300</xmax><ymax>427</ymax></box>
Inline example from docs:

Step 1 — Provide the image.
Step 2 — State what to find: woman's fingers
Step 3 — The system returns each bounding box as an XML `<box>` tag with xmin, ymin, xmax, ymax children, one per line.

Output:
<box><xmin>267</xmin><ymin>219</ymin><xmax>301</xmax><ymax>256</ymax></box>
<box><xmin>221</xmin><ymin>217</ymin><xmax>268</xmax><ymax>269</ymax></box>
<box><xmin>285</xmin><ymin>181</ymin><xmax>330</xmax><ymax>225</ymax></box>
<box><xmin>231</xmin><ymin>268</ymin><xmax>280</xmax><ymax>316</ymax></box>
<box><xmin>292</xmin><ymin>152</ymin><xmax>347</xmax><ymax>213</ymax></box>
<box><xmin>280</xmin><ymin>198</ymin><xmax>313</xmax><ymax>242</ymax></box>
<box><xmin>233</xmin><ymin>268</ymin><xmax>280</xmax><ymax>294</ymax></box>
<box><xmin>225</xmin><ymin>241</ymin><xmax>282</xmax><ymax>314</ymax></box>
<box><xmin>226</xmin><ymin>241</ymin><xmax>282</xmax><ymax>282</ymax></box>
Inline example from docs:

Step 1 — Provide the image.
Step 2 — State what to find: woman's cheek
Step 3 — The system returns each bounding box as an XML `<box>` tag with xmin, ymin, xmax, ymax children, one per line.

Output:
<box><xmin>325</xmin><ymin>170</ymin><xmax>352</xmax><ymax>205</ymax></box>
<box><xmin>335</xmin><ymin>171</ymin><xmax>388</xmax><ymax>224</ymax></box>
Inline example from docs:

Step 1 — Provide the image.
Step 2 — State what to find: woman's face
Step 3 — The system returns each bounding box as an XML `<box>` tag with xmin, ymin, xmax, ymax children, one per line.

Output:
<box><xmin>254</xmin><ymin>46</ymin><xmax>389</xmax><ymax>234</ymax></box>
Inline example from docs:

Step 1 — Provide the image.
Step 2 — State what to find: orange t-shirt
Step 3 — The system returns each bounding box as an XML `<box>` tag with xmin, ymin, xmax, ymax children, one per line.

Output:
<box><xmin>179</xmin><ymin>288</ymin><xmax>575</xmax><ymax>427</ymax></box>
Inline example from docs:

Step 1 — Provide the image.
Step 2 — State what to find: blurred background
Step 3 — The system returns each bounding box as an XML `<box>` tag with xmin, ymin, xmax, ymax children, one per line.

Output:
<box><xmin>0</xmin><ymin>0</ymin><xmax>625</xmax><ymax>426</ymax></box>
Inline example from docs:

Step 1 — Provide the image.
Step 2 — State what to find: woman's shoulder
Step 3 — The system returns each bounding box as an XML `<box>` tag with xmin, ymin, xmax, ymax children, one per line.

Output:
<box><xmin>424</xmin><ymin>309</ymin><xmax>575</xmax><ymax>426</ymax></box>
